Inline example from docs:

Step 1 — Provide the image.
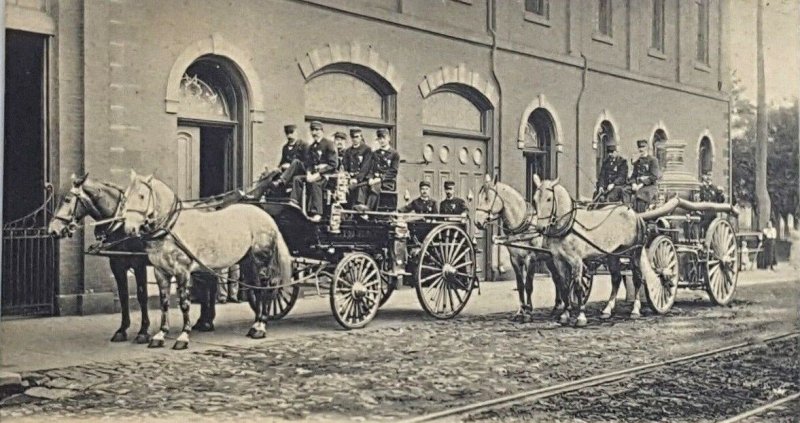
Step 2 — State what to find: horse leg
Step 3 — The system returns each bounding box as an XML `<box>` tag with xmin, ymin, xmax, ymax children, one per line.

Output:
<box><xmin>172</xmin><ymin>271</ymin><xmax>192</xmax><ymax>350</ymax></box>
<box><xmin>132</xmin><ymin>259</ymin><xmax>151</xmax><ymax>344</ymax></box>
<box><xmin>545</xmin><ymin>258</ymin><xmax>565</xmax><ymax>318</ymax></box>
<box><xmin>149</xmin><ymin>269</ymin><xmax>171</xmax><ymax>348</ymax></box>
<box><xmin>192</xmin><ymin>274</ymin><xmax>216</xmax><ymax>332</ymax></box>
<box><xmin>601</xmin><ymin>257</ymin><xmax>623</xmax><ymax>319</ymax></box>
<box><xmin>551</xmin><ymin>259</ymin><xmax>572</xmax><ymax>326</ymax></box>
<box><xmin>570</xmin><ymin>260</ymin><xmax>588</xmax><ymax>328</ymax></box>
<box><xmin>109</xmin><ymin>259</ymin><xmax>130</xmax><ymax>342</ymax></box>
<box><xmin>630</xmin><ymin>252</ymin><xmax>644</xmax><ymax>318</ymax></box>
<box><xmin>523</xmin><ymin>255</ymin><xmax>536</xmax><ymax>322</ymax></box>
<box><xmin>510</xmin><ymin>258</ymin><xmax>526</xmax><ymax>322</ymax></box>
<box><xmin>239</xmin><ymin>257</ymin><xmax>263</xmax><ymax>338</ymax></box>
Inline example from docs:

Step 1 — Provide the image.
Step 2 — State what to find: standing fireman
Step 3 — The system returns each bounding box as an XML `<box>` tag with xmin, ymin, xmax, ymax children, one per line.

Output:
<box><xmin>400</xmin><ymin>180</ymin><xmax>438</xmax><ymax>214</ymax></box>
<box><xmin>354</xmin><ymin>128</ymin><xmax>399</xmax><ymax>212</ymax></box>
<box><xmin>439</xmin><ymin>181</ymin><xmax>469</xmax><ymax>216</ymax></box>
<box><xmin>290</xmin><ymin>121</ymin><xmax>337</xmax><ymax>222</ymax></box>
<box><xmin>342</xmin><ymin>127</ymin><xmax>373</xmax><ymax>205</ymax></box>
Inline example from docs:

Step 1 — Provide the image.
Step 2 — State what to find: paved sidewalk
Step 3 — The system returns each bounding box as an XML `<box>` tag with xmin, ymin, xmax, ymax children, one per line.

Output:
<box><xmin>1</xmin><ymin>264</ymin><xmax>796</xmax><ymax>374</ymax></box>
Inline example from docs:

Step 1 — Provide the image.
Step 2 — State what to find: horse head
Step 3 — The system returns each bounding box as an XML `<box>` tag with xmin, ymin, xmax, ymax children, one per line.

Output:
<box><xmin>122</xmin><ymin>170</ymin><xmax>177</xmax><ymax>236</ymax></box>
<box><xmin>531</xmin><ymin>175</ymin><xmax>573</xmax><ymax>235</ymax></box>
<box><xmin>475</xmin><ymin>174</ymin><xmax>503</xmax><ymax>230</ymax></box>
<box><xmin>48</xmin><ymin>173</ymin><xmax>93</xmax><ymax>238</ymax></box>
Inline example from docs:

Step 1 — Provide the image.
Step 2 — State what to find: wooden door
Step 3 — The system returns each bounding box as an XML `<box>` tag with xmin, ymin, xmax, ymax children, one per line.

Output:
<box><xmin>176</xmin><ymin>126</ymin><xmax>201</xmax><ymax>200</ymax></box>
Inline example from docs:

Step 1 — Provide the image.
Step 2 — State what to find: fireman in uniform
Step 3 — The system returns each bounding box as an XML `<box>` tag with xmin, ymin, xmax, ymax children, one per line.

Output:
<box><xmin>289</xmin><ymin>121</ymin><xmax>337</xmax><ymax>222</ymax></box>
<box><xmin>354</xmin><ymin>128</ymin><xmax>399</xmax><ymax>212</ymax></box>
<box><xmin>342</xmin><ymin>127</ymin><xmax>373</xmax><ymax>205</ymax></box>
<box><xmin>628</xmin><ymin>139</ymin><xmax>662</xmax><ymax>212</ymax></box>
<box><xmin>594</xmin><ymin>140</ymin><xmax>629</xmax><ymax>203</ymax></box>
<box><xmin>400</xmin><ymin>180</ymin><xmax>438</xmax><ymax>214</ymax></box>
<box><xmin>439</xmin><ymin>180</ymin><xmax>469</xmax><ymax>216</ymax></box>
<box><xmin>244</xmin><ymin>124</ymin><xmax>306</xmax><ymax>199</ymax></box>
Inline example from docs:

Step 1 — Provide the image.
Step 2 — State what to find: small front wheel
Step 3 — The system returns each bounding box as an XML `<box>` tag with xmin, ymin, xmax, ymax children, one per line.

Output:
<box><xmin>414</xmin><ymin>225</ymin><xmax>476</xmax><ymax>319</ymax></box>
<box><xmin>330</xmin><ymin>252</ymin><xmax>382</xmax><ymax>329</ymax></box>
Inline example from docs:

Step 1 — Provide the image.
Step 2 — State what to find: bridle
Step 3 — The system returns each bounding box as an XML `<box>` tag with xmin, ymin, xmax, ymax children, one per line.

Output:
<box><xmin>53</xmin><ymin>183</ymin><xmax>125</xmax><ymax>236</ymax></box>
<box><xmin>476</xmin><ymin>185</ymin><xmax>537</xmax><ymax>235</ymax></box>
<box><xmin>123</xmin><ymin>178</ymin><xmax>180</xmax><ymax>236</ymax></box>
<box><xmin>534</xmin><ymin>184</ymin><xmax>578</xmax><ymax>238</ymax></box>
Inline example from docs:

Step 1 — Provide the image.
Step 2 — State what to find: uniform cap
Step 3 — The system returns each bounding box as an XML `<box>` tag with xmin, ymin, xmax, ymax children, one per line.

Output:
<box><xmin>284</xmin><ymin>124</ymin><xmax>297</xmax><ymax>134</ymax></box>
<box><xmin>444</xmin><ymin>181</ymin><xmax>455</xmax><ymax>189</ymax></box>
<box><xmin>309</xmin><ymin>121</ymin><xmax>324</xmax><ymax>130</ymax></box>
<box><xmin>333</xmin><ymin>131</ymin><xmax>347</xmax><ymax>140</ymax></box>
<box><xmin>606</xmin><ymin>144</ymin><xmax>617</xmax><ymax>152</ymax></box>
<box><xmin>419</xmin><ymin>180</ymin><xmax>431</xmax><ymax>188</ymax></box>
<box><xmin>376</xmin><ymin>128</ymin><xmax>389</xmax><ymax>137</ymax></box>
<box><xmin>636</xmin><ymin>139</ymin><xmax>649</xmax><ymax>148</ymax></box>
<box><xmin>349</xmin><ymin>127</ymin><xmax>363</xmax><ymax>137</ymax></box>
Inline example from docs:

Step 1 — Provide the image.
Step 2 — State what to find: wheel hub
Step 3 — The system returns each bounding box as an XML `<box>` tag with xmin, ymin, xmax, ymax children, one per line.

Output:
<box><xmin>442</xmin><ymin>263</ymin><xmax>457</xmax><ymax>281</ymax></box>
<box><xmin>352</xmin><ymin>281</ymin><xmax>367</xmax><ymax>299</ymax></box>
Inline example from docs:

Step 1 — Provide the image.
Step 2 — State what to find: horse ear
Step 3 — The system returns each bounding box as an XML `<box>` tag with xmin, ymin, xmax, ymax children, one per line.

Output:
<box><xmin>72</xmin><ymin>173</ymin><xmax>87</xmax><ymax>187</ymax></box>
<box><xmin>484</xmin><ymin>174</ymin><xmax>492</xmax><ymax>184</ymax></box>
<box><xmin>552</xmin><ymin>177</ymin><xmax>560</xmax><ymax>185</ymax></box>
<box><xmin>532</xmin><ymin>174</ymin><xmax>542</xmax><ymax>189</ymax></box>
<box><xmin>145</xmin><ymin>174</ymin><xmax>154</xmax><ymax>183</ymax></box>
<box><xmin>129</xmin><ymin>169</ymin><xmax>137</xmax><ymax>182</ymax></box>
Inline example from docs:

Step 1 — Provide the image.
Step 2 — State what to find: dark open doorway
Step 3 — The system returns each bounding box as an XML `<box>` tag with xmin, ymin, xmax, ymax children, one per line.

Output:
<box><xmin>199</xmin><ymin>125</ymin><xmax>234</xmax><ymax>197</ymax></box>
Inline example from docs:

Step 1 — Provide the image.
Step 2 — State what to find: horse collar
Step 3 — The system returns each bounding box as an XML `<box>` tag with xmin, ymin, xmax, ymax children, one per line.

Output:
<box><xmin>504</xmin><ymin>202</ymin><xmax>537</xmax><ymax>236</ymax></box>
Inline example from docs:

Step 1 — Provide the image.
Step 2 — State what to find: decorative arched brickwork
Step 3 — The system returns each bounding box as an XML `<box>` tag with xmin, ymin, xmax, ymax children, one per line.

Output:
<box><xmin>417</xmin><ymin>64</ymin><xmax>498</xmax><ymax>109</ymax></box>
<box><xmin>297</xmin><ymin>42</ymin><xmax>402</xmax><ymax>92</ymax></box>
<box><xmin>517</xmin><ymin>94</ymin><xmax>563</xmax><ymax>147</ymax></box>
<box><xmin>165</xmin><ymin>34</ymin><xmax>265</xmax><ymax>122</ymax></box>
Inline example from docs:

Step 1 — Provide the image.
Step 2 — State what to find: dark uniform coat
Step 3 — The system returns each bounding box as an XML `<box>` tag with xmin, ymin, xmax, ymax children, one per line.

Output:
<box><xmin>628</xmin><ymin>155</ymin><xmax>661</xmax><ymax>210</ymax></box>
<box><xmin>357</xmin><ymin>146</ymin><xmax>400</xmax><ymax>209</ymax></box>
<box><xmin>291</xmin><ymin>137</ymin><xmax>338</xmax><ymax>215</ymax></box>
<box><xmin>439</xmin><ymin>197</ymin><xmax>469</xmax><ymax>215</ymax></box>
<box><xmin>596</xmin><ymin>155</ymin><xmax>629</xmax><ymax>202</ymax></box>
<box><xmin>342</xmin><ymin>144</ymin><xmax>373</xmax><ymax>178</ymax></box>
<box><xmin>279</xmin><ymin>140</ymin><xmax>307</xmax><ymax>167</ymax></box>
<box><xmin>400</xmin><ymin>197</ymin><xmax>438</xmax><ymax>214</ymax></box>
<box><xmin>699</xmin><ymin>183</ymin><xmax>725</xmax><ymax>203</ymax></box>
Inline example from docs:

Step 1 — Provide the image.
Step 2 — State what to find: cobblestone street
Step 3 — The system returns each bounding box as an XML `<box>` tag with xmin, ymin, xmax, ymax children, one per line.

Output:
<box><xmin>1</xmin><ymin>279</ymin><xmax>798</xmax><ymax>422</ymax></box>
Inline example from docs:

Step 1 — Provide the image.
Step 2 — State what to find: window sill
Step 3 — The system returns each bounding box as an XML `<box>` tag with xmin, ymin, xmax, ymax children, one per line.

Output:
<box><xmin>592</xmin><ymin>32</ymin><xmax>614</xmax><ymax>46</ymax></box>
<box><xmin>524</xmin><ymin>11</ymin><xmax>551</xmax><ymax>27</ymax></box>
<box><xmin>452</xmin><ymin>0</ymin><xmax>473</xmax><ymax>4</ymax></box>
<box><xmin>647</xmin><ymin>47</ymin><xmax>666</xmax><ymax>60</ymax></box>
<box><xmin>694</xmin><ymin>61</ymin><xmax>712</xmax><ymax>73</ymax></box>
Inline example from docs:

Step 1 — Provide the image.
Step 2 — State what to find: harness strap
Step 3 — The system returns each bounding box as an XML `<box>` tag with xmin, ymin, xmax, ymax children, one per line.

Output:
<box><xmin>503</xmin><ymin>202</ymin><xmax>537</xmax><ymax>236</ymax></box>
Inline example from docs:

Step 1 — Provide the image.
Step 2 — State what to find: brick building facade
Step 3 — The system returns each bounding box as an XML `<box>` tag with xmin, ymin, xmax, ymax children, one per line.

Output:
<box><xmin>3</xmin><ymin>0</ymin><xmax>731</xmax><ymax>316</ymax></box>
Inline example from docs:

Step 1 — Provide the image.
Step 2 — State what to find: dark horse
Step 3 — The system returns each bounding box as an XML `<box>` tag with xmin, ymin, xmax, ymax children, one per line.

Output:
<box><xmin>47</xmin><ymin>174</ymin><xmax>151</xmax><ymax>343</ymax></box>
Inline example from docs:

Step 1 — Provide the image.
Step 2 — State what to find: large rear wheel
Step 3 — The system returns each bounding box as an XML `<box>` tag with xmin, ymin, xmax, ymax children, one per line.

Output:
<box><xmin>644</xmin><ymin>235</ymin><xmax>679</xmax><ymax>314</ymax></box>
<box><xmin>330</xmin><ymin>252</ymin><xmax>382</xmax><ymax>329</ymax></box>
<box><xmin>414</xmin><ymin>225</ymin><xmax>476</xmax><ymax>319</ymax></box>
<box><xmin>704</xmin><ymin>218</ymin><xmax>739</xmax><ymax>306</ymax></box>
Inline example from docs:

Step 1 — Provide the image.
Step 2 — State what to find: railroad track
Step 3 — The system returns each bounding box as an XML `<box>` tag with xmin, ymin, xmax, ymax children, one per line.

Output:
<box><xmin>401</xmin><ymin>331</ymin><xmax>800</xmax><ymax>423</ymax></box>
<box><xmin>716</xmin><ymin>392</ymin><xmax>800</xmax><ymax>423</ymax></box>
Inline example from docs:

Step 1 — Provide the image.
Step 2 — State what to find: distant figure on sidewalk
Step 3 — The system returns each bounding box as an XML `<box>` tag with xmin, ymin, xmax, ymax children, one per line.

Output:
<box><xmin>789</xmin><ymin>228</ymin><xmax>800</xmax><ymax>271</ymax></box>
<box><xmin>760</xmin><ymin>220</ymin><xmax>778</xmax><ymax>271</ymax></box>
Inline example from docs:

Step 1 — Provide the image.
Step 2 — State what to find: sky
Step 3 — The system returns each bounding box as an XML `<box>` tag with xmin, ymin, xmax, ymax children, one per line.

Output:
<box><xmin>729</xmin><ymin>0</ymin><xmax>799</xmax><ymax>104</ymax></box>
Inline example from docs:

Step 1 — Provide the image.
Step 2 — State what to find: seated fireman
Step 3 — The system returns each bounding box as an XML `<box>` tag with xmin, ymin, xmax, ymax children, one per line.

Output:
<box><xmin>439</xmin><ymin>180</ymin><xmax>469</xmax><ymax>216</ymax></box>
<box><xmin>628</xmin><ymin>138</ymin><xmax>661</xmax><ymax>212</ymax></box>
<box><xmin>399</xmin><ymin>180</ymin><xmax>438</xmax><ymax>214</ymax></box>
<box><xmin>342</xmin><ymin>127</ymin><xmax>373</xmax><ymax>205</ymax></box>
<box><xmin>289</xmin><ymin>121</ymin><xmax>337</xmax><ymax>222</ymax></box>
<box><xmin>354</xmin><ymin>128</ymin><xmax>399</xmax><ymax>212</ymax></box>
<box><xmin>594</xmin><ymin>139</ymin><xmax>628</xmax><ymax>203</ymax></box>
<box><xmin>245</xmin><ymin>124</ymin><xmax>306</xmax><ymax>199</ymax></box>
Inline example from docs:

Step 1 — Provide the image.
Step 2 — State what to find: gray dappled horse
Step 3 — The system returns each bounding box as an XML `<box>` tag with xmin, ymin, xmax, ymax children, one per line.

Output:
<box><xmin>474</xmin><ymin>176</ymin><xmax>567</xmax><ymax>322</ymax></box>
<box><xmin>47</xmin><ymin>174</ymin><xmax>152</xmax><ymax>344</ymax></box>
<box><xmin>530</xmin><ymin>175</ymin><xmax>660</xmax><ymax>327</ymax></box>
<box><xmin>121</xmin><ymin>170</ymin><xmax>292</xmax><ymax>350</ymax></box>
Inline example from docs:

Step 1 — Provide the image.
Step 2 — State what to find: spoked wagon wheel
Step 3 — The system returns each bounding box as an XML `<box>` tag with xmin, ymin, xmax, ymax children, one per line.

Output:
<box><xmin>704</xmin><ymin>218</ymin><xmax>739</xmax><ymax>306</ymax></box>
<box><xmin>644</xmin><ymin>235</ymin><xmax>679</xmax><ymax>314</ymax></box>
<box><xmin>258</xmin><ymin>266</ymin><xmax>300</xmax><ymax>321</ymax></box>
<box><xmin>415</xmin><ymin>225</ymin><xmax>476</xmax><ymax>319</ymax></box>
<box><xmin>329</xmin><ymin>252</ymin><xmax>382</xmax><ymax>329</ymax></box>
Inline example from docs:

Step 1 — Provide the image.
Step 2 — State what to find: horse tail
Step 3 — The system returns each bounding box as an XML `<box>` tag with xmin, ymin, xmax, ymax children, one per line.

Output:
<box><xmin>638</xmin><ymin>247</ymin><xmax>659</xmax><ymax>293</ymax></box>
<box><xmin>271</xmin><ymin>229</ymin><xmax>293</xmax><ymax>288</ymax></box>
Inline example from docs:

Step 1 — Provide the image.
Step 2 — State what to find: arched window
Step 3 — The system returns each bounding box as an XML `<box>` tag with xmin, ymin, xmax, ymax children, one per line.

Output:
<box><xmin>523</xmin><ymin>108</ymin><xmax>557</xmax><ymax>199</ymax></box>
<box><xmin>653</xmin><ymin>128</ymin><xmax>668</xmax><ymax>168</ymax></box>
<box><xmin>304</xmin><ymin>63</ymin><xmax>396</xmax><ymax>147</ymax></box>
<box><xmin>176</xmin><ymin>56</ymin><xmax>249</xmax><ymax>199</ymax></box>
<box><xmin>698</xmin><ymin>136</ymin><xmax>713</xmax><ymax>177</ymax></box>
<box><xmin>595</xmin><ymin>120</ymin><xmax>617</xmax><ymax>179</ymax></box>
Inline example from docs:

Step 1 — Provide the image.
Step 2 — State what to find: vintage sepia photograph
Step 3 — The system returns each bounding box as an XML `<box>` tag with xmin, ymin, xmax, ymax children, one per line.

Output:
<box><xmin>1</xmin><ymin>0</ymin><xmax>798</xmax><ymax>422</ymax></box>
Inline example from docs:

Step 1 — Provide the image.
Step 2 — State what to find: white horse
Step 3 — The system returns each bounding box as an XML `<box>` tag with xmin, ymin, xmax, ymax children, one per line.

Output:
<box><xmin>474</xmin><ymin>177</ymin><xmax>567</xmax><ymax>322</ymax></box>
<box><xmin>121</xmin><ymin>170</ymin><xmax>292</xmax><ymax>349</ymax></box>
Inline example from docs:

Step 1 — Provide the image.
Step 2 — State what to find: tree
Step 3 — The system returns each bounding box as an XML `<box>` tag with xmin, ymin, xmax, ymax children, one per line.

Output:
<box><xmin>766</xmin><ymin>102</ymin><xmax>799</xmax><ymax>224</ymax></box>
<box><xmin>755</xmin><ymin>0</ymin><xmax>770</xmax><ymax>230</ymax></box>
<box><xmin>731</xmin><ymin>73</ymin><xmax>757</xmax><ymax>206</ymax></box>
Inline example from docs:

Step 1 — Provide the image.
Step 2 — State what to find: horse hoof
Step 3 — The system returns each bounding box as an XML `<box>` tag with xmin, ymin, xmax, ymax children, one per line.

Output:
<box><xmin>110</xmin><ymin>331</ymin><xmax>127</xmax><ymax>342</ymax></box>
<box><xmin>246</xmin><ymin>327</ymin><xmax>257</xmax><ymax>338</ymax></box>
<box><xmin>250</xmin><ymin>330</ymin><xmax>266</xmax><ymax>339</ymax></box>
<box><xmin>192</xmin><ymin>321</ymin><xmax>215</xmax><ymax>332</ymax></box>
<box><xmin>172</xmin><ymin>341</ymin><xmax>189</xmax><ymax>350</ymax></box>
<box><xmin>559</xmin><ymin>317</ymin><xmax>570</xmax><ymax>326</ymax></box>
<box><xmin>148</xmin><ymin>338</ymin><xmax>165</xmax><ymax>349</ymax></box>
<box><xmin>134</xmin><ymin>333</ymin><xmax>151</xmax><ymax>344</ymax></box>
<box><xmin>630</xmin><ymin>312</ymin><xmax>641</xmax><ymax>320</ymax></box>
<box><xmin>600</xmin><ymin>312</ymin><xmax>612</xmax><ymax>320</ymax></box>
<box><xmin>575</xmin><ymin>318</ymin><xmax>588</xmax><ymax>327</ymax></box>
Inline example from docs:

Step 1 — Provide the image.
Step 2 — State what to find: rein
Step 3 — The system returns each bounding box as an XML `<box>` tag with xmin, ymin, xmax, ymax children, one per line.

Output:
<box><xmin>536</xmin><ymin>185</ymin><xmax>578</xmax><ymax>238</ymax></box>
<box><xmin>477</xmin><ymin>185</ymin><xmax>537</xmax><ymax>236</ymax></box>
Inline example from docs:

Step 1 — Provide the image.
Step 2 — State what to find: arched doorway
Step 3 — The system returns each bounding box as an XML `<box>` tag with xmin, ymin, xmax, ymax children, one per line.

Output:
<box><xmin>653</xmin><ymin>128</ymin><xmax>668</xmax><ymax>169</ymax></box>
<box><xmin>698</xmin><ymin>136</ymin><xmax>713</xmax><ymax>177</ymax></box>
<box><xmin>595</xmin><ymin>120</ymin><xmax>617</xmax><ymax>179</ymax></box>
<box><xmin>523</xmin><ymin>108</ymin><xmax>557</xmax><ymax>200</ymax></box>
<box><xmin>175</xmin><ymin>56</ymin><xmax>249</xmax><ymax>200</ymax></box>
